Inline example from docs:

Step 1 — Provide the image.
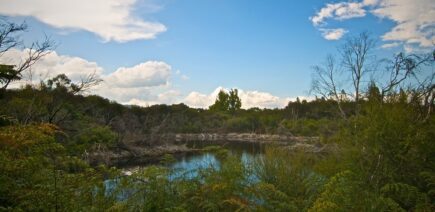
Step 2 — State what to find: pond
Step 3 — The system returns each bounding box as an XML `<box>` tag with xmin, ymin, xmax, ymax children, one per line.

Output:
<box><xmin>121</xmin><ymin>141</ymin><xmax>266</xmax><ymax>178</ymax></box>
<box><xmin>102</xmin><ymin>141</ymin><xmax>271</xmax><ymax>202</ymax></box>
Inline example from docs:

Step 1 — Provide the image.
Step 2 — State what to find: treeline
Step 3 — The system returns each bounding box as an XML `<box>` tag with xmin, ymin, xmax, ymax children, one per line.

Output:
<box><xmin>0</xmin><ymin>83</ymin><xmax>340</xmax><ymax>161</ymax></box>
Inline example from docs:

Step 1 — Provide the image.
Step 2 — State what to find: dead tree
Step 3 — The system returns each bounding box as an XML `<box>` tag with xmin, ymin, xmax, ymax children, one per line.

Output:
<box><xmin>311</xmin><ymin>55</ymin><xmax>347</xmax><ymax>119</ymax></box>
<box><xmin>340</xmin><ymin>32</ymin><xmax>376</xmax><ymax>114</ymax></box>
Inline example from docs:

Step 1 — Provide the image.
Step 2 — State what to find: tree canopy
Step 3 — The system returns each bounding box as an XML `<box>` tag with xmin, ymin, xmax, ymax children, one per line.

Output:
<box><xmin>209</xmin><ymin>88</ymin><xmax>242</xmax><ymax>113</ymax></box>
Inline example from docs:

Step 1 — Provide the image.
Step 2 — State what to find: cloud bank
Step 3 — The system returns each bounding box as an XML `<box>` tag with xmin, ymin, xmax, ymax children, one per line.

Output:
<box><xmin>372</xmin><ymin>0</ymin><xmax>435</xmax><ymax>48</ymax></box>
<box><xmin>310</xmin><ymin>0</ymin><xmax>435</xmax><ymax>51</ymax></box>
<box><xmin>0</xmin><ymin>49</ymin><xmax>303</xmax><ymax>109</ymax></box>
<box><xmin>0</xmin><ymin>48</ymin><xmax>104</xmax><ymax>83</ymax></box>
<box><xmin>0</xmin><ymin>0</ymin><xmax>166</xmax><ymax>42</ymax></box>
<box><xmin>0</xmin><ymin>49</ymin><xmax>171</xmax><ymax>102</ymax></box>
<box><xmin>183</xmin><ymin>87</ymin><xmax>310</xmax><ymax>109</ymax></box>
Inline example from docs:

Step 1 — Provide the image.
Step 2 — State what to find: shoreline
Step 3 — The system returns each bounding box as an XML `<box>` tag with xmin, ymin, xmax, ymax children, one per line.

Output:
<box><xmin>85</xmin><ymin>133</ymin><xmax>321</xmax><ymax>167</ymax></box>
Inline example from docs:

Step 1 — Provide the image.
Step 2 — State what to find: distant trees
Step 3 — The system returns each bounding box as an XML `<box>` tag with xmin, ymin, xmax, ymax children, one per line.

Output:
<box><xmin>44</xmin><ymin>73</ymin><xmax>102</xmax><ymax>95</ymax></box>
<box><xmin>209</xmin><ymin>89</ymin><xmax>241</xmax><ymax>113</ymax></box>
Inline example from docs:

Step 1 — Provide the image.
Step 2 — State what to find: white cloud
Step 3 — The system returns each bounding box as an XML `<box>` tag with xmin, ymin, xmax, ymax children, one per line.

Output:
<box><xmin>89</xmin><ymin>61</ymin><xmax>173</xmax><ymax>102</ymax></box>
<box><xmin>239</xmin><ymin>90</ymin><xmax>291</xmax><ymax>109</ymax></box>
<box><xmin>0</xmin><ymin>0</ymin><xmax>166</xmax><ymax>42</ymax></box>
<box><xmin>363</xmin><ymin>0</ymin><xmax>380</xmax><ymax>6</ymax></box>
<box><xmin>1</xmin><ymin>48</ymin><xmax>172</xmax><ymax>103</ymax></box>
<box><xmin>104</xmin><ymin>61</ymin><xmax>171</xmax><ymax>88</ymax></box>
<box><xmin>310</xmin><ymin>2</ymin><xmax>366</xmax><ymax>26</ymax></box>
<box><xmin>311</xmin><ymin>0</ymin><xmax>435</xmax><ymax>49</ymax></box>
<box><xmin>1</xmin><ymin>49</ymin><xmax>312</xmax><ymax>109</ymax></box>
<box><xmin>0</xmin><ymin>48</ymin><xmax>103</xmax><ymax>85</ymax></box>
<box><xmin>183</xmin><ymin>89</ymin><xmax>220</xmax><ymax>108</ymax></box>
<box><xmin>124</xmin><ymin>98</ymin><xmax>158</xmax><ymax>107</ymax></box>
<box><xmin>320</xmin><ymin>28</ymin><xmax>348</xmax><ymax>40</ymax></box>
<box><xmin>157</xmin><ymin>90</ymin><xmax>183</xmax><ymax>104</ymax></box>
<box><xmin>371</xmin><ymin>0</ymin><xmax>435</xmax><ymax>48</ymax></box>
<box><xmin>123</xmin><ymin>90</ymin><xmax>182</xmax><ymax>107</ymax></box>
<box><xmin>183</xmin><ymin>87</ymin><xmax>311</xmax><ymax>109</ymax></box>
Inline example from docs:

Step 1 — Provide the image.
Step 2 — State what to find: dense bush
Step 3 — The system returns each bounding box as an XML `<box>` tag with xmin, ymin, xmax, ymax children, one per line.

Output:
<box><xmin>0</xmin><ymin>74</ymin><xmax>433</xmax><ymax>211</ymax></box>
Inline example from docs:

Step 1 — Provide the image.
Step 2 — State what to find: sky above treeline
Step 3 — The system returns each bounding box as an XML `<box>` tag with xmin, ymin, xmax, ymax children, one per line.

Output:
<box><xmin>0</xmin><ymin>0</ymin><xmax>433</xmax><ymax>108</ymax></box>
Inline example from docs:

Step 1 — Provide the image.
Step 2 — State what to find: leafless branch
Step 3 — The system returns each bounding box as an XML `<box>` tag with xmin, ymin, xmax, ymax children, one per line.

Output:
<box><xmin>0</xmin><ymin>19</ymin><xmax>27</xmax><ymax>56</ymax></box>
<box><xmin>72</xmin><ymin>70</ymin><xmax>103</xmax><ymax>94</ymax></box>
<box><xmin>1</xmin><ymin>35</ymin><xmax>55</xmax><ymax>90</ymax></box>
<box><xmin>339</xmin><ymin>32</ymin><xmax>376</xmax><ymax>109</ymax></box>
<box><xmin>380</xmin><ymin>52</ymin><xmax>433</xmax><ymax>97</ymax></box>
<box><xmin>311</xmin><ymin>55</ymin><xmax>347</xmax><ymax>118</ymax></box>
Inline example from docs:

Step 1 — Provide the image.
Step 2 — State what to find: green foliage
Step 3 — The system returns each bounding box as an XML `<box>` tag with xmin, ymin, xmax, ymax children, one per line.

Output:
<box><xmin>0</xmin><ymin>124</ymin><xmax>120</xmax><ymax>211</ymax></box>
<box><xmin>209</xmin><ymin>89</ymin><xmax>242</xmax><ymax>114</ymax></box>
<box><xmin>160</xmin><ymin>153</ymin><xmax>176</xmax><ymax>165</ymax></box>
<box><xmin>0</xmin><ymin>59</ymin><xmax>434</xmax><ymax>211</ymax></box>
<box><xmin>252</xmin><ymin>182</ymin><xmax>298</xmax><ymax>211</ymax></box>
<box><xmin>119</xmin><ymin>166</ymin><xmax>173</xmax><ymax>211</ymax></box>
<box><xmin>253</xmin><ymin>147</ymin><xmax>326</xmax><ymax>211</ymax></box>
<box><xmin>71</xmin><ymin>125</ymin><xmax>117</xmax><ymax>154</ymax></box>
<box><xmin>282</xmin><ymin>118</ymin><xmax>341</xmax><ymax>137</ymax></box>
<box><xmin>228</xmin><ymin>89</ymin><xmax>242</xmax><ymax>113</ymax></box>
<box><xmin>202</xmin><ymin>145</ymin><xmax>229</xmax><ymax>160</ymax></box>
<box><xmin>1</xmin><ymin>103</ymin><xmax>434</xmax><ymax>211</ymax></box>
<box><xmin>367</xmin><ymin>82</ymin><xmax>382</xmax><ymax>103</ymax></box>
<box><xmin>380</xmin><ymin>183</ymin><xmax>430</xmax><ymax>210</ymax></box>
<box><xmin>209</xmin><ymin>89</ymin><xmax>230</xmax><ymax>112</ymax></box>
<box><xmin>0</xmin><ymin>84</ymin><xmax>349</xmax><ymax>136</ymax></box>
<box><xmin>420</xmin><ymin>171</ymin><xmax>435</xmax><ymax>204</ymax></box>
<box><xmin>309</xmin><ymin>170</ymin><xmax>360</xmax><ymax>212</ymax></box>
<box><xmin>0</xmin><ymin>64</ymin><xmax>20</xmax><ymax>85</ymax></box>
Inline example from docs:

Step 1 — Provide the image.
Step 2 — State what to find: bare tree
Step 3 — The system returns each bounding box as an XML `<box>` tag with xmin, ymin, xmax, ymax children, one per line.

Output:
<box><xmin>0</xmin><ymin>19</ymin><xmax>27</xmax><ymax>56</ymax></box>
<box><xmin>420</xmin><ymin>73</ymin><xmax>435</xmax><ymax>121</ymax></box>
<box><xmin>340</xmin><ymin>32</ymin><xmax>376</xmax><ymax>114</ymax></box>
<box><xmin>311</xmin><ymin>55</ymin><xmax>347</xmax><ymax>118</ymax></box>
<box><xmin>0</xmin><ymin>18</ymin><xmax>54</xmax><ymax>91</ymax></box>
<box><xmin>408</xmin><ymin>50</ymin><xmax>435</xmax><ymax>121</ymax></box>
<box><xmin>71</xmin><ymin>71</ymin><xmax>103</xmax><ymax>94</ymax></box>
<box><xmin>378</xmin><ymin>52</ymin><xmax>433</xmax><ymax>97</ymax></box>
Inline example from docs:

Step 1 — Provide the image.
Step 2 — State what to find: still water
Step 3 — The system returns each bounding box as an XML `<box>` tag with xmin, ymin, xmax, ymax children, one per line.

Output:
<box><xmin>122</xmin><ymin>141</ymin><xmax>265</xmax><ymax>178</ymax></box>
<box><xmin>105</xmin><ymin>141</ymin><xmax>266</xmax><ymax>200</ymax></box>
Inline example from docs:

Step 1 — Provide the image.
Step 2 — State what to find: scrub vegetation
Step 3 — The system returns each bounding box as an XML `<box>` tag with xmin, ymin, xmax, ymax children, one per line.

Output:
<box><xmin>1</xmin><ymin>21</ymin><xmax>434</xmax><ymax>211</ymax></box>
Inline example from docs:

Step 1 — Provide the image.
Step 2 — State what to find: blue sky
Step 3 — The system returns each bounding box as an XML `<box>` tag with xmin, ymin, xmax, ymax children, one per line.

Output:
<box><xmin>0</xmin><ymin>0</ymin><xmax>433</xmax><ymax>108</ymax></box>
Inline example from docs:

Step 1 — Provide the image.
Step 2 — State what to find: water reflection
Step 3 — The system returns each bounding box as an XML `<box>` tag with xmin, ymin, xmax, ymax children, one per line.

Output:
<box><xmin>170</xmin><ymin>153</ymin><xmax>220</xmax><ymax>179</ymax></box>
<box><xmin>169</xmin><ymin>145</ymin><xmax>262</xmax><ymax>180</ymax></box>
<box><xmin>122</xmin><ymin>141</ymin><xmax>265</xmax><ymax>179</ymax></box>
